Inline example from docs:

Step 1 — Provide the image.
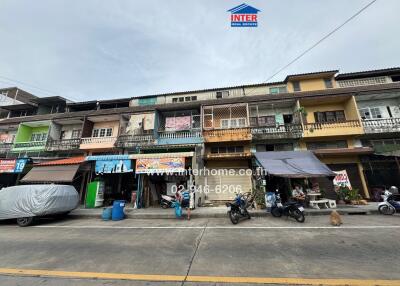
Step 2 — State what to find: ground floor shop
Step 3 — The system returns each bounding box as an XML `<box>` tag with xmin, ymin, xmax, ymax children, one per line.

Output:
<box><xmin>0</xmin><ymin>158</ymin><xmax>31</xmax><ymax>188</ymax></box>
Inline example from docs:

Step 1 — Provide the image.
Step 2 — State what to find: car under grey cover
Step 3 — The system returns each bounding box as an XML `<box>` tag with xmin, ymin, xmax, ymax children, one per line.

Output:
<box><xmin>0</xmin><ymin>184</ymin><xmax>79</xmax><ymax>220</ymax></box>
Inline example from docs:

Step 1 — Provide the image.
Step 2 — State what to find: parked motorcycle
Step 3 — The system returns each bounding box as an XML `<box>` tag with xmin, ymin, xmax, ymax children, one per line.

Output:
<box><xmin>271</xmin><ymin>191</ymin><xmax>305</xmax><ymax>223</ymax></box>
<box><xmin>161</xmin><ymin>194</ymin><xmax>176</xmax><ymax>209</ymax></box>
<box><xmin>378</xmin><ymin>186</ymin><xmax>400</xmax><ymax>215</ymax></box>
<box><xmin>226</xmin><ymin>192</ymin><xmax>254</xmax><ymax>224</ymax></box>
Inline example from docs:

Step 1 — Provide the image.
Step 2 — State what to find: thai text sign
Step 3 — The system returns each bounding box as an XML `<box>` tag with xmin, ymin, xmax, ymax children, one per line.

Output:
<box><xmin>333</xmin><ymin>170</ymin><xmax>352</xmax><ymax>189</ymax></box>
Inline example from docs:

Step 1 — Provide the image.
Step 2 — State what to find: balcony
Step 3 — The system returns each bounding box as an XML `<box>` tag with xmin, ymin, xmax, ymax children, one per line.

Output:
<box><xmin>362</xmin><ymin>118</ymin><xmax>400</xmax><ymax>134</ymax></box>
<box><xmin>116</xmin><ymin>134</ymin><xmax>155</xmax><ymax>148</ymax></box>
<box><xmin>12</xmin><ymin>140</ymin><xmax>47</xmax><ymax>152</ymax></box>
<box><xmin>80</xmin><ymin>136</ymin><xmax>117</xmax><ymax>150</ymax></box>
<box><xmin>205</xmin><ymin>151</ymin><xmax>252</xmax><ymax>160</ymax></box>
<box><xmin>157</xmin><ymin>130</ymin><xmax>202</xmax><ymax>145</ymax></box>
<box><xmin>46</xmin><ymin>139</ymin><xmax>81</xmax><ymax>151</ymax></box>
<box><xmin>0</xmin><ymin>142</ymin><xmax>13</xmax><ymax>154</ymax></box>
<box><xmin>303</xmin><ymin>120</ymin><xmax>363</xmax><ymax>137</ymax></box>
<box><xmin>203</xmin><ymin>128</ymin><xmax>251</xmax><ymax>143</ymax></box>
<box><xmin>251</xmin><ymin>124</ymin><xmax>303</xmax><ymax>140</ymax></box>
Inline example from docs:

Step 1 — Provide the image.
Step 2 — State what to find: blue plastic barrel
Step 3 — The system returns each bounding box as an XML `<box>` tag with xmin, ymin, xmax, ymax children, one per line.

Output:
<box><xmin>102</xmin><ymin>207</ymin><xmax>112</xmax><ymax>221</ymax></box>
<box><xmin>112</xmin><ymin>200</ymin><xmax>126</xmax><ymax>221</ymax></box>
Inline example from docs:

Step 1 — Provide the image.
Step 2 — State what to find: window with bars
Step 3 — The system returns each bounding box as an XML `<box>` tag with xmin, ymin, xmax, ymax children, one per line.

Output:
<box><xmin>71</xmin><ymin>129</ymin><xmax>81</xmax><ymax>139</ymax></box>
<box><xmin>314</xmin><ymin>110</ymin><xmax>346</xmax><ymax>122</ymax></box>
<box><xmin>31</xmin><ymin>133</ymin><xmax>47</xmax><ymax>142</ymax></box>
<box><xmin>210</xmin><ymin>146</ymin><xmax>244</xmax><ymax>154</ymax></box>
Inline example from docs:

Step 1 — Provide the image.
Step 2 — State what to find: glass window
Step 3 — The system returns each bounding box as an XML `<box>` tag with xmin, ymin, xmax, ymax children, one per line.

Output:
<box><xmin>237</xmin><ymin>118</ymin><xmax>246</xmax><ymax>127</ymax></box>
<box><xmin>235</xmin><ymin>146</ymin><xmax>244</xmax><ymax>153</ymax></box>
<box><xmin>172</xmin><ymin>98</ymin><xmax>178</xmax><ymax>103</ymax></box>
<box><xmin>292</xmin><ymin>81</ymin><xmax>301</xmax><ymax>92</ymax></box>
<box><xmin>221</xmin><ymin>119</ymin><xmax>230</xmax><ymax>128</ymax></box>
<box><xmin>335</xmin><ymin>110</ymin><xmax>346</xmax><ymax>121</ymax></box>
<box><xmin>211</xmin><ymin>147</ymin><xmax>219</xmax><ymax>153</ymax></box>
<box><xmin>185</xmin><ymin>97</ymin><xmax>191</xmax><ymax>102</ymax></box>
<box><xmin>227</xmin><ymin>146</ymin><xmax>236</xmax><ymax>153</ymax></box>
<box><xmin>99</xmin><ymin>129</ymin><xmax>106</xmax><ymax>137</ymax></box>
<box><xmin>216</xmin><ymin>91</ymin><xmax>229</xmax><ymax>99</ymax></box>
<box><xmin>269</xmin><ymin>86</ymin><xmax>287</xmax><ymax>94</ymax></box>
<box><xmin>178</xmin><ymin>97</ymin><xmax>184</xmax><ymax>102</ymax></box>
<box><xmin>370</xmin><ymin>107</ymin><xmax>382</xmax><ymax>119</ymax></box>
<box><xmin>191</xmin><ymin>96</ymin><xmax>197</xmax><ymax>101</ymax></box>
<box><xmin>324</xmin><ymin>78</ymin><xmax>333</xmax><ymax>88</ymax></box>
<box><xmin>359</xmin><ymin>108</ymin><xmax>371</xmax><ymax>120</ymax></box>
<box><xmin>71</xmin><ymin>130</ymin><xmax>81</xmax><ymax>139</ymax></box>
<box><xmin>106</xmin><ymin>128</ymin><xmax>112</xmax><ymax>137</ymax></box>
<box><xmin>92</xmin><ymin>129</ymin><xmax>99</xmax><ymax>137</ymax></box>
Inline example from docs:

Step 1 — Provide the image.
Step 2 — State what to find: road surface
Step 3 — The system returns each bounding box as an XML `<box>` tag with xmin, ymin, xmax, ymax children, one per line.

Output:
<box><xmin>0</xmin><ymin>214</ymin><xmax>399</xmax><ymax>285</ymax></box>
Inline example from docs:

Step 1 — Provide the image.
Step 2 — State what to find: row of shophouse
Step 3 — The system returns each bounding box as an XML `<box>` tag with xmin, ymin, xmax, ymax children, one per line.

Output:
<box><xmin>0</xmin><ymin>68</ymin><xmax>399</xmax><ymax>207</ymax></box>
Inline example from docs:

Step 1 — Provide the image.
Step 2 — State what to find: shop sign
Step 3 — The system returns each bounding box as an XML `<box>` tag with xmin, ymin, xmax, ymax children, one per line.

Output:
<box><xmin>333</xmin><ymin>170</ymin><xmax>352</xmax><ymax>189</ymax></box>
<box><xmin>95</xmin><ymin>159</ymin><xmax>133</xmax><ymax>174</ymax></box>
<box><xmin>135</xmin><ymin>157</ymin><xmax>185</xmax><ymax>174</ymax></box>
<box><xmin>0</xmin><ymin>158</ymin><xmax>28</xmax><ymax>173</ymax></box>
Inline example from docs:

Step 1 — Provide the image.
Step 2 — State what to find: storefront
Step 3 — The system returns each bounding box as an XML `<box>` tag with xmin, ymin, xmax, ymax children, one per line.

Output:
<box><xmin>0</xmin><ymin>158</ymin><xmax>31</xmax><ymax>188</ymax></box>
<box><xmin>85</xmin><ymin>155</ymin><xmax>136</xmax><ymax>206</ymax></box>
<box><xmin>131</xmin><ymin>152</ymin><xmax>197</xmax><ymax>208</ymax></box>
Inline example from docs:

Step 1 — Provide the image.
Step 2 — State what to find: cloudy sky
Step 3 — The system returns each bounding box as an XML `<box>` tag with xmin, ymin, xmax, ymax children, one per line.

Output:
<box><xmin>0</xmin><ymin>0</ymin><xmax>399</xmax><ymax>101</ymax></box>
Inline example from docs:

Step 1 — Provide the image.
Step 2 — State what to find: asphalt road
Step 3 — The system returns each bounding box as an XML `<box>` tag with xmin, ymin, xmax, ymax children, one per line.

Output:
<box><xmin>0</xmin><ymin>214</ymin><xmax>399</xmax><ymax>285</ymax></box>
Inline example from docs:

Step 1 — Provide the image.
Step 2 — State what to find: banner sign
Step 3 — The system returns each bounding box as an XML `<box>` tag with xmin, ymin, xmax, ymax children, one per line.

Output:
<box><xmin>135</xmin><ymin>157</ymin><xmax>185</xmax><ymax>174</ymax></box>
<box><xmin>333</xmin><ymin>170</ymin><xmax>352</xmax><ymax>190</ymax></box>
<box><xmin>165</xmin><ymin>116</ymin><xmax>191</xmax><ymax>131</ymax></box>
<box><xmin>95</xmin><ymin>159</ymin><xmax>133</xmax><ymax>174</ymax></box>
<box><xmin>0</xmin><ymin>158</ymin><xmax>28</xmax><ymax>173</ymax></box>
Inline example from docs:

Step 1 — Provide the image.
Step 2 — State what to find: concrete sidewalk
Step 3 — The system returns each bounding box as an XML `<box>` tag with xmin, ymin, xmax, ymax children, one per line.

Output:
<box><xmin>70</xmin><ymin>203</ymin><xmax>380</xmax><ymax>219</ymax></box>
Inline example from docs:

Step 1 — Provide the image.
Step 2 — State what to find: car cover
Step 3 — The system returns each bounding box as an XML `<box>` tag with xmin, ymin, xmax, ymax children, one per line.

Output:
<box><xmin>0</xmin><ymin>184</ymin><xmax>79</xmax><ymax>220</ymax></box>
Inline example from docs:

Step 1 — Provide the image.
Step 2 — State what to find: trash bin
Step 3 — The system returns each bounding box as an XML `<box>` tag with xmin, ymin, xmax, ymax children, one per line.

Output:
<box><xmin>112</xmin><ymin>200</ymin><xmax>126</xmax><ymax>221</ymax></box>
<box><xmin>102</xmin><ymin>207</ymin><xmax>112</xmax><ymax>221</ymax></box>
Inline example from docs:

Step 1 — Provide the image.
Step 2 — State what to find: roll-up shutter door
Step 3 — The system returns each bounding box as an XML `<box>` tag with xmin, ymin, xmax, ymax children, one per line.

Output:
<box><xmin>205</xmin><ymin>168</ymin><xmax>252</xmax><ymax>201</ymax></box>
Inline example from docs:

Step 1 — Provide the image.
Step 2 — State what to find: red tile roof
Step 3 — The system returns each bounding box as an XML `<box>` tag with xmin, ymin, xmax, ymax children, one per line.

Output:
<box><xmin>36</xmin><ymin>156</ymin><xmax>86</xmax><ymax>166</ymax></box>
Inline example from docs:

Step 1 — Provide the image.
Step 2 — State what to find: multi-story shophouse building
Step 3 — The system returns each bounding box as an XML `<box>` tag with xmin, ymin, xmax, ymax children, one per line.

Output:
<box><xmin>0</xmin><ymin>67</ymin><xmax>399</xmax><ymax>206</ymax></box>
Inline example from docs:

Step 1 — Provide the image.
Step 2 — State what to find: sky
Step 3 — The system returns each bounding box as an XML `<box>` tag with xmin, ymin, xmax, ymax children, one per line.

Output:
<box><xmin>0</xmin><ymin>0</ymin><xmax>399</xmax><ymax>101</ymax></box>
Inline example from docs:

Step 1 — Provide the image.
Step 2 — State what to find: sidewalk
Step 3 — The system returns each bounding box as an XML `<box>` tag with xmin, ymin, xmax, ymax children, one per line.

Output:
<box><xmin>70</xmin><ymin>203</ymin><xmax>380</xmax><ymax>219</ymax></box>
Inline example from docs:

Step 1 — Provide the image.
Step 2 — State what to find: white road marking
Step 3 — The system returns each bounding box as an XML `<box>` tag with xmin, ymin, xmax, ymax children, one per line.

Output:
<box><xmin>31</xmin><ymin>225</ymin><xmax>400</xmax><ymax>230</ymax></box>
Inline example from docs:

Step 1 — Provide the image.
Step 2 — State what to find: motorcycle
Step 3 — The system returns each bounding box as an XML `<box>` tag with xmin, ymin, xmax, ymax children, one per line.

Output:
<box><xmin>271</xmin><ymin>191</ymin><xmax>305</xmax><ymax>223</ymax></box>
<box><xmin>378</xmin><ymin>186</ymin><xmax>400</xmax><ymax>215</ymax></box>
<box><xmin>161</xmin><ymin>194</ymin><xmax>176</xmax><ymax>209</ymax></box>
<box><xmin>226</xmin><ymin>192</ymin><xmax>254</xmax><ymax>224</ymax></box>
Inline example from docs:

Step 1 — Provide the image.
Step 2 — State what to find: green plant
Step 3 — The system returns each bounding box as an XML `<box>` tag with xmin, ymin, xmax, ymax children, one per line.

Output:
<box><xmin>336</xmin><ymin>185</ymin><xmax>350</xmax><ymax>201</ymax></box>
<box><xmin>346</xmin><ymin>188</ymin><xmax>361</xmax><ymax>201</ymax></box>
<box><xmin>296</xmin><ymin>107</ymin><xmax>308</xmax><ymax>117</ymax></box>
<box><xmin>252</xmin><ymin>187</ymin><xmax>266</xmax><ymax>208</ymax></box>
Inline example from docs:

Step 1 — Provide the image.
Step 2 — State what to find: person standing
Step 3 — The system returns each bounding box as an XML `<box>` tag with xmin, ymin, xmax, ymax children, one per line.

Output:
<box><xmin>176</xmin><ymin>183</ymin><xmax>191</xmax><ymax>220</ymax></box>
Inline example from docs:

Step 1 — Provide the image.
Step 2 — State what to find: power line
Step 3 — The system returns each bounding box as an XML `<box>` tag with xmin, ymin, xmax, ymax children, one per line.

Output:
<box><xmin>0</xmin><ymin>75</ymin><xmax>59</xmax><ymax>97</ymax></box>
<box><xmin>245</xmin><ymin>0</ymin><xmax>378</xmax><ymax>96</ymax></box>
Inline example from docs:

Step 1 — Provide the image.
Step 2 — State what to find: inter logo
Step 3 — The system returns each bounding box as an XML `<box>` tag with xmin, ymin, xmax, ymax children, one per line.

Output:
<box><xmin>228</xmin><ymin>3</ymin><xmax>260</xmax><ymax>27</ymax></box>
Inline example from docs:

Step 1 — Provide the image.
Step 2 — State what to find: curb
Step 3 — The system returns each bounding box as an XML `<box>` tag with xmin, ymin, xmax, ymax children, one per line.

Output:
<box><xmin>69</xmin><ymin>208</ymin><xmax>380</xmax><ymax>220</ymax></box>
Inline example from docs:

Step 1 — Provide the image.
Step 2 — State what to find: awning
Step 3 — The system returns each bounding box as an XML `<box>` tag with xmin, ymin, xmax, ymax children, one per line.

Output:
<box><xmin>37</xmin><ymin>156</ymin><xmax>85</xmax><ymax>166</ymax></box>
<box><xmin>254</xmin><ymin>151</ymin><xmax>335</xmax><ymax>178</ymax></box>
<box><xmin>21</xmin><ymin>164</ymin><xmax>80</xmax><ymax>183</ymax></box>
<box><xmin>129</xmin><ymin>152</ymin><xmax>194</xmax><ymax>159</ymax></box>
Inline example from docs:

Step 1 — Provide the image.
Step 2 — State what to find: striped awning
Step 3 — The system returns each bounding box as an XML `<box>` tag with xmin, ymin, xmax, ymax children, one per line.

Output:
<box><xmin>129</xmin><ymin>152</ymin><xmax>194</xmax><ymax>159</ymax></box>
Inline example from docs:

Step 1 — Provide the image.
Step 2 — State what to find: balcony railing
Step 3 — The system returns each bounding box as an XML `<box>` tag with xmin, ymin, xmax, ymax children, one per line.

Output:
<box><xmin>13</xmin><ymin>140</ymin><xmax>47</xmax><ymax>149</ymax></box>
<box><xmin>80</xmin><ymin>136</ymin><xmax>117</xmax><ymax>145</ymax></box>
<box><xmin>251</xmin><ymin>124</ymin><xmax>302</xmax><ymax>140</ymax></box>
<box><xmin>158</xmin><ymin>130</ymin><xmax>201</xmax><ymax>139</ymax></box>
<box><xmin>115</xmin><ymin>134</ymin><xmax>155</xmax><ymax>148</ymax></box>
<box><xmin>205</xmin><ymin>152</ymin><xmax>252</xmax><ymax>160</ymax></box>
<box><xmin>203</xmin><ymin>128</ymin><xmax>251</xmax><ymax>142</ymax></box>
<box><xmin>362</xmin><ymin>118</ymin><xmax>400</xmax><ymax>134</ymax></box>
<box><xmin>46</xmin><ymin>138</ymin><xmax>81</xmax><ymax>151</ymax></box>
<box><xmin>304</xmin><ymin>120</ymin><xmax>361</xmax><ymax>131</ymax></box>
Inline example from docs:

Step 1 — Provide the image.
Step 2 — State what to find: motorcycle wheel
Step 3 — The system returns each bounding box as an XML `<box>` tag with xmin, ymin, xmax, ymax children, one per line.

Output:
<box><xmin>228</xmin><ymin>211</ymin><xmax>240</xmax><ymax>224</ymax></box>
<box><xmin>378</xmin><ymin>205</ymin><xmax>395</xmax><ymax>215</ymax></box>
<box><xmin>271</xmin><ymin>207</ymin><xmax>282</xmax><ymax>217</ymax></box>
<box><xmin>293</xmin><ymin>210</ymin><xmax>305</xmax><ymax>223</ymax></box>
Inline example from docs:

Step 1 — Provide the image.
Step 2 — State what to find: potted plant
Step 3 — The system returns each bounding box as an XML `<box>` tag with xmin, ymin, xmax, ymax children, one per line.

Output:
<box><xmin>335</xmin><ymin>185</ymin><xmax>349</xmax><ymax>205</ymax></box>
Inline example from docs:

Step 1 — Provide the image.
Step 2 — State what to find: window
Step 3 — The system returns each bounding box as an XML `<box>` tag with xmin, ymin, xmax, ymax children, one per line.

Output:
<box><xmin>269</xmin><ymin>86</ymin><xmax>287</xmax><ymax>94</ymax></box>
<box><xmin>324</xmin><ymin>78</ymin><xmax>333</xmax><ymax>88</ymax></box>
<box><xmin>216</xmin><ymin>91</ymin><xmax>229</xmax><ymax>99</ymax></box>
<box><xmin>178</xmin><ymin>97</ymin><xmax>184</xmax><ymax>102</ymax></box>
<box><xmin>92</xmin><ymin>128</ymin><xmax>113</xmax><ymax>138</ymax></box>
<box><xmin>172</xmin><ymin>98</ymin><xmax>178</xmax><ymax>103</ymax></box>
<box><xmin>256</xmin><ymin>143</ymin><xmax>293</xmax><ymax>152</ymax></box>
<box><xmin>60</xmin><ymin>131</ymin><xmax>66</xmax><ymax>139</ymax></box>
<box><xmin>306</xmin><ymin>140</ymin><xmax>348</xmax><ymax>150</ymax></box>
<box><xmin>359</xmin><ymin>107</ymin><xmax>382</xmax><ymax>120</ymax></box>
<box><xmin>258</xmin><ymin>116</ymin><xmax>276</xmax><ymax>126</ymax></box>
<box><xmin>31</xmin><ymin>133</ymin><xmax>47</xmax><ymax>142</ymax></box>
<box><xmin>71</xmin><ymin>129</ymin><xmax>81</xmax><ymax>139</ymax></box>
<box><xmin>191</xmin><ymin>96</ymin><xmax>197</xmax><ymax>101</ymax></box>
<box><xmin>221</xmin><ymin>119</ymin><xmax>230</xmax><ymax>128</ymax></box>
<box><xmin>314</xmin><ymin>110</ymin><xmax>346</xmax><ymax>123</ymax></box>
<box><xmin>210</xmin><ymin>146</ymin><xmax>244</xmax><ymax>154</ymax></box>
<box><xmin>292</xmin><ymin>81</ymin><xmax>301</xmax><ymax>92</ymax></box>
<box><xmin>185</xmin><ymin>97</ymin><xmax>191</xmax><ymax>102</ymax></box>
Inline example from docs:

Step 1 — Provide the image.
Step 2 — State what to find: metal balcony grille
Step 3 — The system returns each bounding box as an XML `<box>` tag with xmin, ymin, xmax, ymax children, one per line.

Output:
<box><xmin>203</xmin><ymin>104</ymin><xmax>248</xmax><ymax>129</ymax></box>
